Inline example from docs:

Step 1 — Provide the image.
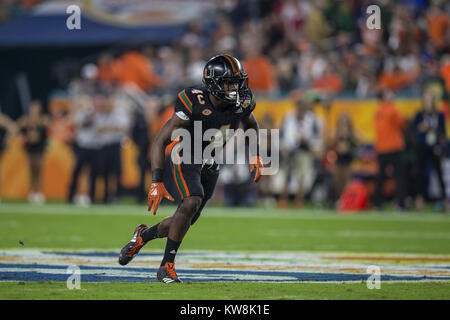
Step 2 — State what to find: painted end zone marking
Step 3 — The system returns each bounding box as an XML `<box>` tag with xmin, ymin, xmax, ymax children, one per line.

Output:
<box><xmin>1</xmin><ymin>250</ymin><xmax>450</xmax><ymax>283</ymax></box>
<box><xmin>1</xmin><ymin>263</ymin><xmax>450</xmax><ymax>283</ymax></box>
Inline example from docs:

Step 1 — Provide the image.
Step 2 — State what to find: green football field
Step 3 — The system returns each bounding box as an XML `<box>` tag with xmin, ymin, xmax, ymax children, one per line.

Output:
<box><xmin>1</xmin><ymin>202</ymin><xmax>450</xmax><ymax>300</ymax></box>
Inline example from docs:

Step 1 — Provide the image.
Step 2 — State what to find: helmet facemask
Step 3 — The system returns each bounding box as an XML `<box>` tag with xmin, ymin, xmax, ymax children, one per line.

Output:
<box><xmin>206</xmin><ymin>74</ymin><xmax>249</xmax><ymax>107</ymax></box>
<box><xmin>202</xmin><ymin>55</ymin><xmax>249</xmax><ymax>108</ymax></box>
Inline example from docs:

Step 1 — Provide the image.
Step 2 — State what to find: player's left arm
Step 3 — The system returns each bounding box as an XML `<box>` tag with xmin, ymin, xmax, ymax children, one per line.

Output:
<box><xmin>241</xmin><ymin>112</ymin><xmax>263</xmax><ymax>183</ymax></box>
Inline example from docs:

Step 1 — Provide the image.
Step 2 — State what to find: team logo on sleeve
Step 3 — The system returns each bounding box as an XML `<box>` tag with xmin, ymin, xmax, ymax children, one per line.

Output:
<box><xmin>176</xmin><ymin>111</ymin><xmax>190</xmax><ymax>120</ymax></box>
<box><xmin>241</xmin><ymin>97</ymin><xmax>252</xmax><ymax>108</ymax></box>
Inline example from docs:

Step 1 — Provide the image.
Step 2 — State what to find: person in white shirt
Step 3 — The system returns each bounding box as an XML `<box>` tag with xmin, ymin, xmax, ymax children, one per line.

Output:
<box><xmin>273</xmin><ymin>100</ymin><xmax>323</xmax><ymax>208</ymax></box>
<box><xmin>67</xmin><ymin>95</ymin><xmax>102</xmax><ymax>205</ymax></box>
<box><xmin>93</xmin><ymin>92</ymin><xmax>130</xmax><ymax>203</ymax></box>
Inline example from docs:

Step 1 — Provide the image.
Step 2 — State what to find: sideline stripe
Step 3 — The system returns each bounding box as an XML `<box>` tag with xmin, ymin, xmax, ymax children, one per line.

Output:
<box><xmin>1</xmin><ymin>204</ymin><xmax>450</xmax><ymax>223</ymax></box>
<box><xmin>176</xmin><ymin>153</ymin><xmax>190</xmax><ymax>198</ymax></box>
<box><xmin>171</xmin><ymin>143</ymin><xmax>184</xmax><ymax>199</ymax></box>
<box><xmin>171</xmin><ymin>143</ymin><xmax>189</xmax><ymax>199</ymax></box>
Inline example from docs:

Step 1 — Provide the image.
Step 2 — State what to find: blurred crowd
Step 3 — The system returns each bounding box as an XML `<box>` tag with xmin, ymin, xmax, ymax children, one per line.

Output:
<box><xmin>0</xmin><ymin>87</ymin><xmax>155</xmax><ymax>205</ymax></box>
<box><xmin>1</xmin><ymin>82</ymin><xmax>449</xmax><ymax>212</ymax></box>
<box><xmin>37</xmin><ymin>0</ymin><xmax>449</xmax><ymax>99</ymax></box>
<box><xmin>0</xmin><ymin>0</ymin><xmax>450</xmax><ymax>211</ymax></box>
<box><xmin>0</xmin><ymin>0</ymin><xmax>44</xmax><ymax>23</ymax></box>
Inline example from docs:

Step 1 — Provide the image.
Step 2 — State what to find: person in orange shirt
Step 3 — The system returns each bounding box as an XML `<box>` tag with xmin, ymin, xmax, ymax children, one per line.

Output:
<box><xmin>426</xmin><ymin>4</ymin><xmax>449</xmax><ymax>51</ymax></box>
<box><xmin>441</xmin><ymin>58</ymin><xmax>450</xmax><ymax>93</ymax></box>
<box><xmin>373</xmin><ymin>90</ymin><xmax>407</xmax><ymax>209</ymax></box>
<box><xmin>241</xmin><ymin>40</ymin><xmax>277</xmax><ymax>94</ymax></box>
<box><xmin>377</xmin><ymin>65</ymin><xmax>418</xmax><ymax>92</ymax></box>
<box><xmin>115</xmin><ymin>50</ymin><xmax>163</xmax><ymax>92</ymax></box>
<box><xmin>313</xmin><ymin>65</ymin><xmax>343</xmax><ymax>94</ymax></box>
<box><xmin>0</xmin><ymin>110</ymin><xmax>17</xmax><ymax>202</ymax></box>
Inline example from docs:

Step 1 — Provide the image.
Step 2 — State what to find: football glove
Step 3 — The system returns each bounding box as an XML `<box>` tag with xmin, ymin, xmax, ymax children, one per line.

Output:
<box><xmin>249</xmin><ymin>155</ymin><xmax>263</xmax><ymax>183</ymax></box>
<box><xmin>147</xmin><ymin>182</ymin><xmax>174</xmax><ymax>215</ymax></box>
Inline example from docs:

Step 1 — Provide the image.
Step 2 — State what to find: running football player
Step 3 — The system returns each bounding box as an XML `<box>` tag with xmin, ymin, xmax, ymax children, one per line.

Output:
<box><xmin>118</xmin><ymin>55</ymin><xmax>263</xmax><ymax>283</ymax></box>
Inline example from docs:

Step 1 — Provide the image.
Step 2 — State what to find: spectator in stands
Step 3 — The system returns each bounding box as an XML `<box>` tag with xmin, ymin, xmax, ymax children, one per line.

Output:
<box><xmin>0</xmin><ymin>111</ymin><xmax>15</xmax><ymax>155</ymax></box>
<box><xmin>257</xmin><ymin>112</ymin><xmax>276</xmax><ymax>206</ymax></box>
<box><xmin>97</xmin><ymin>52</ymin><xmax>119</xmax><ymax>86</ymax></box>
<box><xmin>221</xmin><ymin>165</ymin><xmax>257</xmax><ymax>207</ymax></box>
<box><xmin>440</xmin><ymin>55</ymin><xmax>450</xmax><ymax>94</ymax></box>
<box><xmin>185</xmin><ymin>47</ymin><xmax>206</xmax><ymax>86</ymax></box>
<box><xmin>426</xmin><ymin>3</ymin><xmax>449</xmax><ymax>53</ymax></box>
<box><xmin>411</xmin><ymin>89</ymin><xmax>448</xmax><ymax>211</ymax></box>
<box><xmin>94</xmin><ymin>92</ymin><xmax>130</xmax><ymax>203</ymax></box>
<box><xmin>373</xmin><ymin>90</ymin><xmax>407</xmax><ymax>209</ymax></box>
<box><xmin>332</xmin><ymin>113</ymin><xmax>357</xmax><ymax>203</ymax></box>
<box><xmin>377</xmin><ymin>62</ymin><xmax>418</xmax><ymax>92</ymax></box>
<box><xmin>274</xmin><ymin>99</ymin><xmax>322</xmax><ymax>208</ymax></box>
<box><xmin>241</xmin><ymin>37</ymin><xmax>277</xmax><ymax>95</ymax></box>
<box><xmin>303</xmin><ymin>1</ymin><xmax>330</xmax><ymax>46</ymax></box>
<box><xmin>0</xmin><ymin>0</ymin><xmax>21</xmax><ymax>23</ymax></box>
<box><xmin>17</xmin><ymin>101</ymin><xmax>50</xmax><ymax>204</ymax></box>
<box><xmin>180</xmin><ymin>20</ymin><xmax>210</xmax><ymax>49</ymax></box>
<box><xmin>0</xmin><ymin>110</ymin><xmax>16</xmax><ymax>202</ymax></box>
<box><xmin>313</xmin><ymin>64</ymin><xmax>344</xmax><ymax>95</ymax></box>
<box><xmin>67</xmin><ymin>95</ymin><xmax>101</xmax><ymax>205</ymax></box>
<box><xmin>220</xmin><ymin>136</ymin><xmax>257</xmax><ymax>207</ymax></box>
<box><xmin>130</xmin><ymin>103</ymin><xmax>151</xmax><ymax>204</ymax></box>
<box><xmin>116</xmin><ymin>49</ymin><xmax>163</xmax><ymax>93</ymax></box>
<box><xmin>211</xmin><ymin>16</ymin><xmax>238</xmax><ymax>54</ymax></box>
<box><xmin>388</xmin><ymin>3</ymin><xmax>421</xmax><ymax>55</ymax></box>
<box><xmin>155</xmin><ymin>47</ymin><xmax>185</xmax><ymax>93</ymax></box>
<box><xmin>2</xmin><ymin>0</ymin><xmax>450</xmax><ymax>209</ymax></box>
<box><xmin>47</xmin><ymin>101</ymin><xmax>75</xmax><ymax>145</ymax></box>
<box><xmin>275</xmin><ymin>0</ymin><xmax>307</xmax><ymax>37</ymax></box>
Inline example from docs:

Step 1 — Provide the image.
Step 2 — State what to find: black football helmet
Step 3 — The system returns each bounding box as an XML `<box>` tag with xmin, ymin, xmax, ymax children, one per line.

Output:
<box><xmin>202</xmin><ymin>54</ymin><xmax>249</xmax><ymax>107</ymax></box>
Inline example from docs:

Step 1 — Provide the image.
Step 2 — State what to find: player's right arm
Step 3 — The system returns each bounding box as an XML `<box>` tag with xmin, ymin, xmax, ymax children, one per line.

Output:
<box><xmin>148</xmin><ymin>90</ymin><xmax>193</xmax><ymax>214</ymax></box>
<box><xmin>150</xmin><ymin>113</ymin><xmax>191</xmax><ymax>172</ymax></box>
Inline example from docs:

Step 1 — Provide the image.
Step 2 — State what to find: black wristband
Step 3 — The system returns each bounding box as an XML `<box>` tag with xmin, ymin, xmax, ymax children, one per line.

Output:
<box><xmin>152</xmin><ymin>168</ymin><xmax>164</xmax><ymax>183</ymax></box>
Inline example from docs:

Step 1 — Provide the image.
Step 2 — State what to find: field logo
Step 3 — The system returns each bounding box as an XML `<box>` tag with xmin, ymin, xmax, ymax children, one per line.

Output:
<box><xmin>66</xmin><ymin>5</ymin><xmax>81</xmax><ymax>30</ymax></box>
<box><xmin>366</xmin><ymin>265</ymin><xmax>381</xmax><ymax>290</ymax></box>
<box><xmin>366</xmin><ymin>5</ymin><xmax>381</xmax><ymax>30</ymax></box>
<box><xmin>66</xmin><ymin>265</ymin><xmax>81</xmax><ymax>290</ymax></box>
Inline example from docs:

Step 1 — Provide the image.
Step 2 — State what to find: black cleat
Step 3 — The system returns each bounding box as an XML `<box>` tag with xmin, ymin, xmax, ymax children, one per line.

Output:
<box><xmin>118</xmin><ymin>224</ymin><xmax>149</xmax><ymax>266</ymax></box>
<box><xmin>157</xmin><ymin>262</ymin><xmax>182</xmax><ymax>283</ymax></box>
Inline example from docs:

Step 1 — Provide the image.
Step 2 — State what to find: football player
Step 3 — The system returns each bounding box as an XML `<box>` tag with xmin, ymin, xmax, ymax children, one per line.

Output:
<box><xmin>118</xmin><ymin>55</ymin><xmax>263</xmax><ymax>283</ymax></box>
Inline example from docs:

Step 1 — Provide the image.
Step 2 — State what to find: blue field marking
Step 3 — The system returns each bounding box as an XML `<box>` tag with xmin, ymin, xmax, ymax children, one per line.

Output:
<box><xmin>42</xmin><ymin>251</ymin><xmax>163</xmax><ymax>258</ymax></box>
<box><xmin>1</xmin><ymin>263</ymin><xmax>450</xmax><ymax>283</ymax></box>
<box><xmin>2</xmin><ymin>250</ymin><xmax>450</xmax><ymax>283</ymax></box>
<box><xmin>42</xmin><ymin>251</ymin><xmax>211</xmax><ymax>258</ymax></box>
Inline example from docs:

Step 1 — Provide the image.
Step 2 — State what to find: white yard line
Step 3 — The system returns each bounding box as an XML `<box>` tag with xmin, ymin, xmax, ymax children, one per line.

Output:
<box><xmin>1</xmin><ymin>203</ymin><xmax>450</xmax><ymax>223</ymax></box>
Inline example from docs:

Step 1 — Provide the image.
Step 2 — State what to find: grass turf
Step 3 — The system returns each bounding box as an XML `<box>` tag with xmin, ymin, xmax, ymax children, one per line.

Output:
<box><xmin>1</xmin><ymin>203</ymin><xmax>450</xmax><ymax>300</ymax></box>
<box><xmin>1</xmin><ymin>281</ymin><xmax>449</xmax><ymax>300</ymax></box>
<box><xmin>1</xmin><ymin>203</ymin><xmax>450</xmax><ymax>253</ymax></box>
